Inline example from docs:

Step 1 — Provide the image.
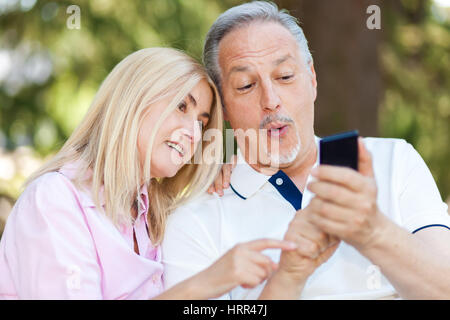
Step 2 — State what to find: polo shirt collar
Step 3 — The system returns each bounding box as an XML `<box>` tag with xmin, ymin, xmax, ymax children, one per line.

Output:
<box><xmin>229</xmin><ymin>148</ymin><xmax>271</xmax><ymax>200</ymax></box>
<box><xmin>229</xmin><ymin>136</ymin><xmax>320</xmax><ymax>209</ymax></box>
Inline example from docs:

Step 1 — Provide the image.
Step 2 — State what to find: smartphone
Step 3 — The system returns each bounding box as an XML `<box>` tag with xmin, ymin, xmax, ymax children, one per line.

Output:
<box><xmin>319</xmin><ymin>130</ymin><xmax>359</xmax><ymax>171</ymax></box>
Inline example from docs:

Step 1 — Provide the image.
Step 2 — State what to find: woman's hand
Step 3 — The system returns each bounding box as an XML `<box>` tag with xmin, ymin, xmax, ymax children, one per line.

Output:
<box><xmin>195</xmin><ymin>238</ymin><xmax>297</xmax><ymax>299</ymax></box>
<box><xmin>207</xmin><ymin>155</ymin><xmax>237</xmax><ymax>196</ymax></box>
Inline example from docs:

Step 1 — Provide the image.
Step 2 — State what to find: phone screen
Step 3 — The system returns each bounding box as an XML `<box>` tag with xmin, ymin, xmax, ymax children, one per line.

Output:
<box><xmin>319</xmin><ymin>130</ymin><xmax>359</xmax><ymax>170</ymax></box>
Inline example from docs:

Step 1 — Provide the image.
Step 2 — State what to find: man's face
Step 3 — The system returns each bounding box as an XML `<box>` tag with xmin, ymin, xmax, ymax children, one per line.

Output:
<box><xmin>218</xmin><ymin>21</ymin><xmax>317</xmax><ymax>169</ymax></box>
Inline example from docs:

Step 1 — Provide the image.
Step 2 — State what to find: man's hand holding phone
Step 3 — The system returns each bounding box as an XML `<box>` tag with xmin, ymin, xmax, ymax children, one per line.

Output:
<box><xmin>307</xmin><ymin>133</ymin><xmax>388</xmax><ymax>251</ymax></box>
<box><xmin>262</xmin><ymin>132</ymin><xmax>387</xmax><ymax>298</ymax></box>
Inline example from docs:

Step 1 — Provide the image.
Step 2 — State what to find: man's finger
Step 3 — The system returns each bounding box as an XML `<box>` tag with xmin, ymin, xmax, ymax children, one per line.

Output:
<box><xmin>295</xmin><ymin>235</ymin><xmax>323</xmax><ymax>259</ymax></box>
<box><xmin>311</xmin><ymin>165</ymin><xmax>366</xmax><ymax>192</ymax></box>
<box><xmin>291</xmin><ymin>212</ymin><xmax>330</xmax><ymax>251</ymax></box>
<box><xmin>307</xmin><ymin>180</ymin><xmax>364</xmax><ymax>209</ymax></box>
<box><xmin>316</xmin><ymin>240</ymin><xmax>341</xmax><ymax>265</ymax></box>
<box><xmin>231</xmin><ymin>154</ymin><xmax>238</xmax><ymax>169</ymax></box>
<box><xmin>214</xmin><ymin>171</ymin><xmax>224</xmax><ymax>196</ymax></box>
<box><xmin>222</xmin><ymin>164</ymin><xmax>232</xmax><ymax>188</ymax></box>
<box><xmin>307</xmin><ymin>205</ymin><xmax>348</xmax><ymax>236</ymax></box>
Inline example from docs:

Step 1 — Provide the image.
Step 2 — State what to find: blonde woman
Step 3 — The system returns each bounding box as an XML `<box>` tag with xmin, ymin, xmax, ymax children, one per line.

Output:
<box><xmin>0</xmin><ymin>48</ymin><xmax>295</xmax><ymax>299</ymax></box>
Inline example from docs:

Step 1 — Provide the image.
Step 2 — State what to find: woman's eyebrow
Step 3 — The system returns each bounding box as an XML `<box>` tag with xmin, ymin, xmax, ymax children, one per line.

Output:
<box><xmin>188</xmin><ymin>93</ymin><xmax>197</xmax><ymax>107</ymax></box>
<box><xmin>200</xmin><ymin>112</ymin><xmax>210</xmax><ymax>119</ymax></box>
<box><xmin>188</xmin><ymin>93</ymin><xmax>209</xmax><ymax>119</ymax></box>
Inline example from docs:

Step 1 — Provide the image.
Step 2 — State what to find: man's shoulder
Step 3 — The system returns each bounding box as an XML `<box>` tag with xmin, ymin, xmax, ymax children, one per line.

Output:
<box><xmin>174</xmin><ymin>191</ymin><xmax>223</xmax><ymax>212</ymax></box>
<box><xmin>164</xmin><ymin>191</ymin><xmax>231</xmax><ymax>247</ymax></box>
<box><xmin>362</xmin><ymin>137</ymin><xmax>430</xmax><ymax>193</ymax></box>
<box><xmin>362</xmin><ymin>136</ymin><xmax>414</xmax><ymax>163</ymax></box>
<box><xmin>168</xmin><ymin>190</ymin><xmax>233</xmax><ymax>224</ymax></box>
<box><xmin>362</xmin><ymin>136</ymin><xmax>408</xmax><ymax>151</ymax></box>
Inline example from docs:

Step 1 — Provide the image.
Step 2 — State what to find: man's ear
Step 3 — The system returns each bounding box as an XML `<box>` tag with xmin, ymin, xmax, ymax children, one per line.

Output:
<box><xmin>309</xmin><ymin>62</ymin><xmax>318</xmax><ymax>102</ymax></box>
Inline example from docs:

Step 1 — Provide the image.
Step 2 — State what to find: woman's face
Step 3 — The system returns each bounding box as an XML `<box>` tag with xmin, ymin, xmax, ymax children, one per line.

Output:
<box><xmin>138</xmin><ymin>79</ymin><xmax>213</xmax><ymax>179</ymax></box>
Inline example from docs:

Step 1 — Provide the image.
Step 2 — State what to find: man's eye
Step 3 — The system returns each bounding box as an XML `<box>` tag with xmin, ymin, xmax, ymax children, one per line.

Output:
<box><xmin>237</xmin><ymin>83</ymin><xmax>253</xmax><ymax>91</ymax></box>
<box><xmin>178</xmin><ymin>101</ymin><xmax>187</xmax><ymax>112</ymax></box>
<box><xmin>279</xmin><ymin>74</ymin><xmax>294</xmax><ymax>81</ymax></box>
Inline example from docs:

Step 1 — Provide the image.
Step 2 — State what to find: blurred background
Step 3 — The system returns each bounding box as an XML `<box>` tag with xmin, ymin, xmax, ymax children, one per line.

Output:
<box><xmin>1</xmin><ymin>0</ymin><xmax>449</xmax><ymax>235</ymax></box>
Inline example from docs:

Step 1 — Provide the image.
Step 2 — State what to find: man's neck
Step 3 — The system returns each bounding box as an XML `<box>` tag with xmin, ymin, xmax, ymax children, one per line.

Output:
<box><xmin>246</xmin><ymin>137</ymin><xmax>318</xmax><ymax>193</ymax></box>
<box><xmin>282</xmin><ymin>142</ymin><xmax>317</xmax><ymax>192</ymax></box>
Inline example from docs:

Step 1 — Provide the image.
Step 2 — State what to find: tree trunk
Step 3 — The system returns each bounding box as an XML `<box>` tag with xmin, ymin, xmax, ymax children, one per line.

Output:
<box><xmin>277</xmin><ymin>0</ymin><xmax>382</xmax><ymax>137</ymax></box>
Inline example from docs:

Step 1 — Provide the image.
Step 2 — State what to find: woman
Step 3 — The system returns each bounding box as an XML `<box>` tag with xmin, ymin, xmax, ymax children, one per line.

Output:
<box><xmin>0</xmin><ymin>48</ymin><xmax>295</xmax><ymax>299</ymax></box>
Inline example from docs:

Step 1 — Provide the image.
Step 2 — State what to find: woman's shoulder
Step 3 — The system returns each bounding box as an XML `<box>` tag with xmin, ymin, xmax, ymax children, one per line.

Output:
<box><xmin>14</xmin><ymin>171</ymin><xmax>84</xmax><ymax>217</ymax></box>
<box><xmin>5</xmin><ymin>170</ymin><xmax>96</xmax><ymax>241</ymax></box>
<box><xmin>27</xmin><ymin>170</ymin><xmax>78</xmax><ymax>197</ymax></box>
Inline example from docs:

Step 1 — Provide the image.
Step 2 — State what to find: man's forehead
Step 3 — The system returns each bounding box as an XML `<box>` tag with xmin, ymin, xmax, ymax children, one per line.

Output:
<box><xmin>218</xmin><ymin>22</ymin><xmax>300</xmax><ymax>73</ymax></box>
<box><xmin>227</xmin><ymin>53</ymin><xmax>297</xmax><ymax>74</ymax></box>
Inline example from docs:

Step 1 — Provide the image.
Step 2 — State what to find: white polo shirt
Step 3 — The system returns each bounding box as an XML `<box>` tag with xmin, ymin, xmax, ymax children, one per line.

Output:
<box><xmin>161</xmin><ymin>136</ymin><xmax>450</xmax><ymax>299</ymax></box>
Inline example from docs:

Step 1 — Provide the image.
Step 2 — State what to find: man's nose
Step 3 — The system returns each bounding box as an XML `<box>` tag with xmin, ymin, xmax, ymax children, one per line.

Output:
<box><xmin>260</xmin><ymin>79</ymin><xmax>281</xmax><ymax>111</ymax></box>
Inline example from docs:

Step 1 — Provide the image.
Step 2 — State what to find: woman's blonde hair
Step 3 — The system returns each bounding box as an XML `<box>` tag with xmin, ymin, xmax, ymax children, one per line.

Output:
<box><xmin>26</xmin><ymin>47</ymin><xmax>223</xmax><ymax>245</ymax></box>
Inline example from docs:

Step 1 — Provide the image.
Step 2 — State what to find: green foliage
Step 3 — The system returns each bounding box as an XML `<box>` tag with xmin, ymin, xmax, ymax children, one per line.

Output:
<box><xmin>0</xmin><ymin>0</ymin><xmax>449</xmax><ymax>202</ymax></box>
<box><xmin>0</xmin><ymin>0</ymin><xmax>226</xmax><ymax>155</ymax></box>
<box><xmin>380</xmin><ymin>0</ymin><xmax>450</xmax><ymax>200</ymax></box>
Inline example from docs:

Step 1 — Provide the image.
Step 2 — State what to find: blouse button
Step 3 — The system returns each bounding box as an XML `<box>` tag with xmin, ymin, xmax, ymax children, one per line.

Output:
<box><xmin>275</xmin><ymin>178</ymin><xmax>283</xmax><ymax>186</ymax></box>
<box><xmin>152</xmin><ymin>273</ymin><xmax>160</xmax><ymax>285</ymax></box>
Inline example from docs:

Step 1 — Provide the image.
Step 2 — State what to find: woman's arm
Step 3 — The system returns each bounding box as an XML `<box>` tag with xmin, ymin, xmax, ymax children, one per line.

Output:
<box><xmin>3</xmin><ymin>172</ymin><xmax>102</xmax><ymax>299</ymax></box>
<box><xmin>154</xmin><ymin>238</ymin><xmax>296</xmax><ymax>299</ymax></box>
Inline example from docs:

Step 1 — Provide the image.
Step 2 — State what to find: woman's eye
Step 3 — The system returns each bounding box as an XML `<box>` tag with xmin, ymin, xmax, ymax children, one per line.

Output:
<box><xmin>178</xmin><ymin>101</ymin><xmax>187</xmax><ymax>112</ymax></box>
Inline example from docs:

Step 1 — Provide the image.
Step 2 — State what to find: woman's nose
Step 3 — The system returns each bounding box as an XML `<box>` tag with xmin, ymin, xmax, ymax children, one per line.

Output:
<box><xmin>193</xmin><ymin>120</ymin><xmax>203</xmax><ymax>143</ymax></box>
<box><xmin>180</xmin><ymin>120</ymin><xmax>202</xmax><ymax>144</ymax></box>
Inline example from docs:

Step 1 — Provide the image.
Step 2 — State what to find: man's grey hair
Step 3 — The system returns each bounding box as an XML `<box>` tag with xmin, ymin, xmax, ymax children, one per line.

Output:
<box><xmin>203</xmin><ymin>1</ymin><xmax>313</xmax><ymax>93</ymax></box>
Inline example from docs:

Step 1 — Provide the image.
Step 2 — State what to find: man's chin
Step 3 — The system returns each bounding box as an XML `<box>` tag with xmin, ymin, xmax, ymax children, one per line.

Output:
<box><xmin>266</xmin><ymin>143</ymin><xmax>302</xmax><ymax>167</ymax></box>
<box><xmin>269</xmin><ymin>156</ymin><xmax>296</xmax><ymax>168</ymax></box>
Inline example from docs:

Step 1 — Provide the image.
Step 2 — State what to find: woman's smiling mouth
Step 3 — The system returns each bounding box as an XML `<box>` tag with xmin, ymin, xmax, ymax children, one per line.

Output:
<box><xmin>166</xmin><ymin>141</ymin><xmax>185</xmax><ymax>157</ymax></box>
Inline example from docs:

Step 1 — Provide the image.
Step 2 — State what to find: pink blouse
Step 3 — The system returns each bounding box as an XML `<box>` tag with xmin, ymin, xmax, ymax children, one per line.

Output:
<box><xmin>0</xmin><ymin>162</ymin><xmax>163</xmax><ymax>299</ymax></box>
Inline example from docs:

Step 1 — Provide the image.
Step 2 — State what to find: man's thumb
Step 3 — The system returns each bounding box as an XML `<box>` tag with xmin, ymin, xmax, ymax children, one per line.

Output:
<box><xmin>358</xmin><ymin>137</ymin><xmax>374</xmax><ymax>177</ymax></box>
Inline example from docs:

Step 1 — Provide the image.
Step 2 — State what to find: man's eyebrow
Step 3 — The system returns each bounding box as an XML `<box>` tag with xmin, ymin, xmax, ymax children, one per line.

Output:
<box><xmin>274</xmin><ymin>54</ymin><xmax>294</xmax><ymax>66</ymax></box>
<box><xmin>229</xmin><ymin>65</ymin><xmax>250</xmax><ymax>74</ymax></box>
<box><xmin>228</xmin><ymin>55</ymin><xmax>294</xmax><ymax>75</ymax></box>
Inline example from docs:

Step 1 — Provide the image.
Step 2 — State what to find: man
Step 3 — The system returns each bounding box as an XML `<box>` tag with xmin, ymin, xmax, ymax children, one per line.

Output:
<box><xmin>162</xmin><ymin>1</ymin><xmax>450</xmax><ymax>299</ymax></box>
